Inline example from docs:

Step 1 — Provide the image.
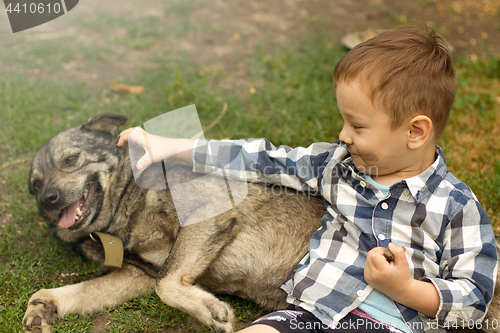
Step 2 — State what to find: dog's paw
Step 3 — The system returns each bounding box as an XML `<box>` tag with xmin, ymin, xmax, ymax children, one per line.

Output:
<box><xmin>23</xmin><ymin>299</ymin><xmax>58</xmax><ymax>333</ymax></box>
<box><xmin>204</xmin><ymin>299</ymin><xmax>235</xmax><ymax>333</ymax></box>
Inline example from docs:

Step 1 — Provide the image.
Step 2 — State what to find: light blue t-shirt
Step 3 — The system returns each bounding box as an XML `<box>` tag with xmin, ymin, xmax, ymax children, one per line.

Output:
<box><xmin>358</xmin><ymin>289</ymin><xmax>411</xmax><ymax>333</ymax></box>
<box><xmin>362</xmin><ymin>174</ymin><xmax>391</xmax><ymax>196</ymax></box>
<box><xmin>358</xmin><ymin>174</ymin><xmax>411</xmax><ymax>333</ymax></box>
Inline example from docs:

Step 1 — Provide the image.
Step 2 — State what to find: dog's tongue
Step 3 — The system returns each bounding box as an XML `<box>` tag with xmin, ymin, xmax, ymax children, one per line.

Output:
<box><xmin>59</xmin><ymin>198</ymin><xmax>84</xmax><ymax>228</ymax></box>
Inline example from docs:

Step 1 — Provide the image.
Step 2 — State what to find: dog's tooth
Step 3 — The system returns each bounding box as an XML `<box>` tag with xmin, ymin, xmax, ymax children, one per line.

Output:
<box><xmin>76</xmin><ymin>207</ymin><xmax>82</xmax><ymax>216</ymax></box>
<box><xmin>84</xmin><ymin>188</ymin><xmax>89</xmax><ymax>200</ymax></box>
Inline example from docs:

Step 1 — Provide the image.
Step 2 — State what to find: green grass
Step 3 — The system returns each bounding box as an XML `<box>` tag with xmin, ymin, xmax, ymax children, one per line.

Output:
<box><xmin>0</xmin><ymin>16</ymin><xmax>499</xmax><ymax>333</ymax></box>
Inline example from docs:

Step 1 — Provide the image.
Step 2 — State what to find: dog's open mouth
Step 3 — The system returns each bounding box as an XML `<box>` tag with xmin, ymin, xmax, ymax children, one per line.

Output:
<box><xmin>59</xmin><ymin>181</ymin><xmax>97</xmax><ymax>229</ymax></box>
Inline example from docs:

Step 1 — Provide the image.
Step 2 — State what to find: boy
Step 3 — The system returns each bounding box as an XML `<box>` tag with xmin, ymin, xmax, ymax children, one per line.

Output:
<box><xmin>118</xmin><ymin>25</ymin><xmax>497</xmax><ymax>333</ymax></box>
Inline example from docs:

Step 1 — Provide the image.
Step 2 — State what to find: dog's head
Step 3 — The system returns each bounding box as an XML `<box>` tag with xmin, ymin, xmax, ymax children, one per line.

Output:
<box><xmin>28</xmin><ymin>114</ymin><xmax>128</xmax><ymax>241</ymax></box>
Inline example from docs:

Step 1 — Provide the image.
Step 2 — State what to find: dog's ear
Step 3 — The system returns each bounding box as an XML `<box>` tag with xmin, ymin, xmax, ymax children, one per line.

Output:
<box><xmin>84</xmin><ymin>114</ymin><xmax>128</xmax><ymax>136</ymax></box>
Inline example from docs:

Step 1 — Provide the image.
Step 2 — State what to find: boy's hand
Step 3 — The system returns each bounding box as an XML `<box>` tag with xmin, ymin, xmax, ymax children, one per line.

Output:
<box><xmin>117</xmin><ymin>127</ymin><xmax>195</xmax><ymax>170</ymax></box>
<box><xmin>117</xmin><ymin>127</ymin><xmax>146</xmax><ymax>149</ymax></box>
<box><xmin>364</xmin><ymin>243</ymin><xmax>412</xmax><ymax>299</ymax></box>
<box><xmin>364</xmin><ymin>242</ymin><xmax>440</xmax><ymax>318</ymax></box>
<box><xmin>118</xmin><ymin>127</ymin><xmax>166</xmax><ymax>170</ymax></box>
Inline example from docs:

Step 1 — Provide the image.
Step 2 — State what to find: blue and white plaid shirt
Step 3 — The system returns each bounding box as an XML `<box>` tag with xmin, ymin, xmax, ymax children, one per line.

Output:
<box><xmin>192</xmin><ymin>138</ymin><xmax>497</xmax><ymax>333</ymax></box>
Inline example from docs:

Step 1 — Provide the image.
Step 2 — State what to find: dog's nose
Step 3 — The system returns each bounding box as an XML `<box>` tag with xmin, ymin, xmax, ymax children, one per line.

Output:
<box><xmin>42</xmin><ymin>189</ymin><xmax>61</xmax><ymax>207</ymax></box>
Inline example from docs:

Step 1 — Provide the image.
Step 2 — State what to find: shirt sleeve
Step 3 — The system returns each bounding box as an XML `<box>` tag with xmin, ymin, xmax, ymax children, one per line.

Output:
<box><xmin>420</xmin><ymin>198</ymin><xmax>498</xmax><ymax>327</ymax></box>
<box><xmin>191</xmin><ymin>138</ymin><xmax>337</xmax><ymax>193</ymax></box>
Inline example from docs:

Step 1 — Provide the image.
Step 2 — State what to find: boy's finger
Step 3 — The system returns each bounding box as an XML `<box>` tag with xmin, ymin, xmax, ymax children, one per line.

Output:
<box><xmin>368</xmin><ymin>247</ymin><xmax>390</xmax><ymax>269</ymax></box>
<box><xmin>388</xmin><ymin>242</ymin><xmax>406</xmax><ymax>255</ymax></box>
<box><xmin>117</xmin><ymin>127</ymin><xmax>138</xmax><ymax>146</ymax></box>
<box><xmin>117</xmin><ymin>131</ymin><xmax>128</xmax><ymax>146</ymax></box>
<box><xmin>388</xmin><ymin>243</ymin><xmax>408</xmax><ymax>267</ymax></box>
<box><xmin>119</xmin><ymin>127</ymin><xmax>135</xmax><ymax>137</ymax></box>
<box><xmin>129</xmin><ymin>127</ymin><xmax>149</xmax><ymax>147</ymax></box>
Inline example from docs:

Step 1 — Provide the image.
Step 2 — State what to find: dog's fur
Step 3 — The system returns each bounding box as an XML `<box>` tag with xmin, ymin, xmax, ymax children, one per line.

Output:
<box><xmin>23</xmin><ymin>115</ymin><xmax>325</xmax><ymax>332</ymax></box>
<box><xmin>23</xmin><ymin>115</ymin><xmax>498</xmax><ymax>333</ymax></box>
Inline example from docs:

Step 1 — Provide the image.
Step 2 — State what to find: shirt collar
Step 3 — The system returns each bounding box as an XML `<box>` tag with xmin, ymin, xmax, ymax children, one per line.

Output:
<box><xmin>404</xmin><ymin>146</ymin><xmax>448</xmax><ymax>203</ymax></box>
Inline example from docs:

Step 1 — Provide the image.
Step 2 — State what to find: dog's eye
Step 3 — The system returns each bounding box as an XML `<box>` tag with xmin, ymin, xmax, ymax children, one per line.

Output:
<box><xmin>33</xmin><ymin>180</ymin><xmax>42</xmax><ymax>188</ymax></box>
<box><xmin>65</xmin><ymin>154</ymin><xmax>79</xmax><ymax>165</ymax></box>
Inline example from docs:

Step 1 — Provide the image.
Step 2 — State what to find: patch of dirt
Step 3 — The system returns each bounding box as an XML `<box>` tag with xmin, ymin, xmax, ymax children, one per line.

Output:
<box><xmin>88</xmin><ymin>310</ymin><xmax>254</xmax><ymax>333</ymax></box>
<box><xmin>91</xmin><ymin>314</ymin><xmax>117</xmax><ymax>333</ymax></box>
<box><xmin>1</xmin><ymin>0</ymin><xmax>498</xmax><ymax>90</ymax></box>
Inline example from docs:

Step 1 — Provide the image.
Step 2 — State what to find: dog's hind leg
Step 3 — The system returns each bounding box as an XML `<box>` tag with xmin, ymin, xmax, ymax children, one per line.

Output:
<box><xmin>155</xmin><ymin>215</ymin><xmax>240</xmax><ymax>333</ymax></box>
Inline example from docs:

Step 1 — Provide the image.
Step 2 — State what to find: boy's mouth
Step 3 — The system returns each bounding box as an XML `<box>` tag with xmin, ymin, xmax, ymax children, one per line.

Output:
<box><xmin>346</xmin><ymin>145</ymin><xmax>358</xmax><ymax>156</ymax></box>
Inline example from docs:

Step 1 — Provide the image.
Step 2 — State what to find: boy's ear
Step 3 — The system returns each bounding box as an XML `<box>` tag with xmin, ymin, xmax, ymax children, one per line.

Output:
<box><xmin>407</xmin><ymin>115</ymin><xmax>433</xmax><ymax>149</ymax></box>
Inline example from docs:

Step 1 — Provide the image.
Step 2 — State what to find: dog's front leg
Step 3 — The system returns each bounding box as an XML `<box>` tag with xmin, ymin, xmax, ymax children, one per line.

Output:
<box><xmin>155</xmin><ymin>216</ymin><xmax>239</xmax><ymax>333</ymax></box>
<box><xmin>23</xmin><ymin>264</ymin><xmax>155</xmax><ymax>333</ymax></box>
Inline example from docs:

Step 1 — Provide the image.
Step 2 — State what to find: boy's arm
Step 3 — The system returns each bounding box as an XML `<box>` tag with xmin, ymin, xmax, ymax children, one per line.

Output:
<box><xmin>118</xmin><ymin>128</ymin><xmax>338</xmax><ymax>191</ymax></box>
<box><xmin>366</xmin><ymin>199</ymin><xmax>498</xmax><ymax>325</ymax></box>
<box><xmin>117</xmin><ymin>127</ymin><xmax>195</xmax><ymax>169</ymax></box>
<box><xmin>191</xmin><ymin>138</ymin><xmax>338</xmax><ymax>191</ymax></box>
<box><xmin>422</xmin><ymin>199</ymin><xmax>498</xmax><ymax>325</ymax></box>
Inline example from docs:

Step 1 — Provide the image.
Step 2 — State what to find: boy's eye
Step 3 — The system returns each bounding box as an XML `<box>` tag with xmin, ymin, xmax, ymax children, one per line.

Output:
<box><xmin>352</xmin><ymin>124</ymin><xmax>362</xmax><ymax>129</ymax></box>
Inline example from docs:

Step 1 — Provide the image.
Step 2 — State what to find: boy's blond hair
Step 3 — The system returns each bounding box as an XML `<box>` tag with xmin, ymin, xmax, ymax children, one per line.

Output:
<box><xmin>333</xmin><ymin>25</ymin><xmax>456</xmax><ymax>140</ymax></box>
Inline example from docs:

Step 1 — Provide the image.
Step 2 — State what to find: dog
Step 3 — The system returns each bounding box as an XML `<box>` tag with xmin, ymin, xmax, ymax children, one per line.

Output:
<box><xmin>23</xmin><ymin>114</ymin><xmax>325</xmax><ymax>333</ymax></box>
<box><xmin>23</xmin><ymin>115</ymin><xmax>499</xmax><ymax>333</ymax></box>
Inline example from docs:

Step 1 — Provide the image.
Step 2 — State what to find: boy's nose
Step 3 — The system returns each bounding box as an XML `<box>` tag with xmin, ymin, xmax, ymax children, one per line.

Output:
<box><xmin>339</xmin><ymin>127</ymin><xmax>353</xmax><ymax>145</ymax></box>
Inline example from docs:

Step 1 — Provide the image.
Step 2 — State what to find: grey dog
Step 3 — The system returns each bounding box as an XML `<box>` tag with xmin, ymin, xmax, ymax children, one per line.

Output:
<box><xmin>23</xmin><ymin>114</ymin><xmax>325</xmax><ymax>333</ymax></box>
<box><xmin>23</xmin><ymin>115</ymin><xmax>499</xmax><ymax>333</ymax></box>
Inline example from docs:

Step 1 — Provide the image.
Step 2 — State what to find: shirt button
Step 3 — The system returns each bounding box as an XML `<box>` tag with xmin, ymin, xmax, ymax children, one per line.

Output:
<box><xmin>403</xmin><ymin>189</ymin><xmax>410</xmax><ymax>196</ymax></box>
<box><xmin>357</xmin><ymin>290</ymin><xmax>365</xmax><ymax>297</ymax></box>
<box><xmin>381</xmin><ymin>202</ymin><xmax>389</xmax><ymax>210</ymax></box>
<box><xmin>360</xmin><ymin>181</ymin><xmax>367</xmax><ymax>188</ymax></box>
<box><xmin>378</xmin><ymin>234</ymin><xmax>386</xmax><ymax>241</ymax></box>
